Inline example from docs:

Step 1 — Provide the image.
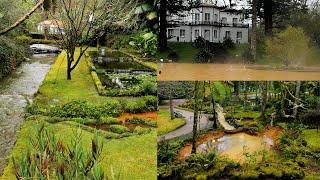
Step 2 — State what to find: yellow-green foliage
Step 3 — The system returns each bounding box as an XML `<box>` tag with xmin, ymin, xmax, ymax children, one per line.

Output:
<box><xmin>303</xmin><ymin>129</ymin><xmax>320</xmax><ymax>150</ymax></box>
<box><xmin>91</xmin><ymin>71</ymin><xmax>106</xmax><ymax>94</ymax></box>
<box><xmin>266</xmin><ymin>26</ymin><xmax>310</xmax><ymax>66</ymax></box>
<box><xmin>157</xmin><ymin>109</ymin><xmax>186</xmax><ymax>136</ymax></box>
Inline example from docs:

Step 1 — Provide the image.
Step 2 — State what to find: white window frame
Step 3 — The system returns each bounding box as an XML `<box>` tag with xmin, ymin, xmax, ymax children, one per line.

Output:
<box><xmin>195</xmin><ymin>29</ymin><xmax>200</xmax><ymax>38</ymax></box>
<box><xmin>180</xmin><ymin>29</ymin><xmax>186</xmax><ymax>38</ymax></box>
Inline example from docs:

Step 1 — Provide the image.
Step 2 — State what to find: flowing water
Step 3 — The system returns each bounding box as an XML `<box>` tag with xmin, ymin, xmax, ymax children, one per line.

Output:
<box><xmin>0</xmin><ymin>54</ymin><xmax>55</xmax><ymax>174</ymax></box>
<box><xmin>158</xmin><ymin>63</ymin><xmax>320</xmax><ymax>81</ymax></box>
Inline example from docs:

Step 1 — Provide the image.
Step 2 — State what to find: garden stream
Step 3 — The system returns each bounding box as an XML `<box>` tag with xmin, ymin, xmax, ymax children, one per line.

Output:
<box><xmin>158</xmin><ymin>63</ymin><xmax>320</xmax><ymax>81</ymax></box>
<box><xmin>0</xmin><ymin>54</ymin><xmax>55</xmax><ymax>174</ymax></box>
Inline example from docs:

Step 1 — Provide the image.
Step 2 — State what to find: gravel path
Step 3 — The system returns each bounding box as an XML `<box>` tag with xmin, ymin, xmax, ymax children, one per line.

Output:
<box><xmin>157</xmin><ymin>108</ymin><xmax>209</xmax><ymax>141</ymax></box>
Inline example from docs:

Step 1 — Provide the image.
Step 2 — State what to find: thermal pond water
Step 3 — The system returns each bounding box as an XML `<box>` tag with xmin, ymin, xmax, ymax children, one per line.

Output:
<box><xmin>0</xmin><ymin>54</ymin><xmax>55</xmax><ymax>174</ymax></box>
<box><xmin>158</xmin><ymin>63</ymin><xmax>320</xmax><ymax>81</ymax></box>
<box><xmin>180</xmin><ymin>132</ymin><xmax>274</xmax><ymax>162</ymax></box>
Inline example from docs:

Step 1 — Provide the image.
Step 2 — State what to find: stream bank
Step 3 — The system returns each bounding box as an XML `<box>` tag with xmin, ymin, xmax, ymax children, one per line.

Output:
<box><xmin>0</xmin><ymin>54</ymin><xmax>55</xmax><ymax>174</ymax></box>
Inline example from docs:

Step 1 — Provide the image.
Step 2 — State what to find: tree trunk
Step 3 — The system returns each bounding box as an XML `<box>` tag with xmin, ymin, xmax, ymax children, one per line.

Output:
<box><xmin>210</xmin><ymin>82</ymin><xmax>217</xmax><ymax>129</ymax></box>
<box><xmin>67</xmin><ymin>60</ymin><xmax>72</xmax><ymax>80</ymax></box>
<box><xmin>169</xmin><ymin>90</ymin><xmax>174</xmax><ymax>120</ymax></box>
<box><xmin>244</xmin><ymin>81</ymin><xmax>248</xmax><ymax>108</ymax></box>
<box><xmin>261</xmin><ymin>81</ymin><xmax>268</xmax><ymax>120</ymax></box>
<box><xmin>264</xmin><ymin>0</ymin><xmax>273</xmax><ymax>36</ymax></box>
<box><xmin>293</xmin><ymin>81</ymin><xmax>301</xmax><ymax>119</ymax></box>
<box><xmin>191</xmin><ymin>81</ymin><xmax>200</xmax><ymax>154</ymax></box>
<box><xmin>158</xmin><ymin>0</ymin><xmax>168</xmax><ymax>51</ymax></box>
<box><xmin>251</xmin><ymin>0</ymin><xmax>257</xmax><ymax>61</ymax></box>
<box><xmin>0</xmin><ymin>0</ymin><xmax>45</xmax><ymax>35</ymax></box>
<box><xmin>234</xmin><ymin>81</ymin><xmax>240</xmax><ymax>96</ymax></box>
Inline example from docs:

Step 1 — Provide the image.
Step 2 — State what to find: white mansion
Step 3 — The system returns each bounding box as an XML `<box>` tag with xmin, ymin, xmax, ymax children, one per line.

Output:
<box><xmin>167</xmin><ymin>0</ymin><xmax>249</xmax><ymax>44</ymax></box>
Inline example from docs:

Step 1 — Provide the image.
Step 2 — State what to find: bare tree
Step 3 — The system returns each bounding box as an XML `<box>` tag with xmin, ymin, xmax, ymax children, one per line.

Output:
<box><xmin>51</xmin><ymin>0</ymin><xmax>137</xmax><ymax>80</ymax></box>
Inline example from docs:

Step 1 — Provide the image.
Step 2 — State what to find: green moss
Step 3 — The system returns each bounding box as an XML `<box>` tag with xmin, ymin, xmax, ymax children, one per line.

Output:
<box><xmin>303</xmin><ymin>129</ymin><xmax>320</xmax><ymax>150</ymax></box>
<box><xmin>157</xmin><ymin>109</ymin><xmax>186</xmax><ymax>136</ymax></box>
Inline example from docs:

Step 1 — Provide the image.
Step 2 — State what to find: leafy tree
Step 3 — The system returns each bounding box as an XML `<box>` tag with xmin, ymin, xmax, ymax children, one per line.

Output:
<box><xmin>266</xmin><ymin>26</ymin><xmax>310</xmax><ymax>67</ymax></box>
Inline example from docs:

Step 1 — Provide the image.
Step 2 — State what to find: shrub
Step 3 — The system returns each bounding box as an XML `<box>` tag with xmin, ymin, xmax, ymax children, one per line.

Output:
<box><xmin>129</xmin><ymin>117</ymin><xmax>157</xmax><ymax>127</ymax></box>
<box><xmin>222</xmin><ymin>37</ymin><xmax>235</xmax><ymax>49</ymax></box>
<box><xmin>124</xmin><ymin>99</ymin><xmax>147</xmax><ymax>113</ymax></box>
<box><xmin>167</xmin><ymin>50</ymin><xmax>179</xmax><ymax>61</ymax></box>
<box><xmin>99</xmin><ymin>116</ymin><xmax>119</xmax><ymax>125</ymax></box>
<box><xmin>15</xmin><ymin>35</ymin><xmax>32</xmax><ymax>45</ymax></box>
<box><xmin>109</xmin><ymin>125</ymin><xmax>129</xmax><ymax>134</ymax></box>
<box><xmin>143</xmin><ymin>95</ymin><xmax>158</xmax><ymax>111</ymax></box>
<box><xmin>134</xmin><ymin>126</ymin><xmax>151</xmax><ymax>135</ymax></box>
<box><xmin>49</xmin><ymin>100</ymin><xmax>122</xmax><ymax>119</ymax></box>
<box><xmin>301</xmin><ymin>110</ymin><xmax>320</xmax><ymax>130</ymax></box>
<box><xmin>0</xmin><ymin>36</ymin><xmax>26</xmax><ymax>79</ymax></box>
<box><xmin>266</xmin><ymin>26</ymin><xmax>310</xmax><ymax>66</ymax></box>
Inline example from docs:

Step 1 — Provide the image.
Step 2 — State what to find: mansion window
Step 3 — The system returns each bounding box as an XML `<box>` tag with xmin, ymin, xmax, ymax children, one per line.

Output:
<box><xmin>205</xmin><ymin>13</ymin><xmax>210</xmax><ymax>22</ymax></box>
<box><xmin>195</xmin><ymin>13</ymin><xmax>200</xmax><ymax>23</ymax></box>
<box><xmin>233</xmin><ymin>18</ymin><xmax>238</xmax><ymax>24</ymax></box>
<box><xmin>180</xmin><ymin>29</ymin><xmax>186</xmax><ymax>37</ymax></box>
<box><xmin>237</xmin><ymin>31</ymin><xmax>242</xmax><ymax>39</ymax></box>
<box><xmin>214</xmin><ymin>30</ymin><xmax>218</xmax><ymax>38</ymax></box>
<box><xmin>221</xmin><ymin>17</ymin><xmax>227</xmax><ymax>24</ymax></box>
<box><xmin>195</xmin><ymin>29</ymin><xmax>200</xmax><ymax>38</ymax></box>
<box><xmin>225</xmin><ymin>31</ymin><xmax>231</xmax><ymax>39</ymax></box>
<box><xmin>204</xmin><ymin>30</ymin><xmax>210</xmax><ymax>40</ymax></box>
<box><xmin>168</xmin><ymin>29</ymin><xmax>174</xmax><ymax>37</ymax></box>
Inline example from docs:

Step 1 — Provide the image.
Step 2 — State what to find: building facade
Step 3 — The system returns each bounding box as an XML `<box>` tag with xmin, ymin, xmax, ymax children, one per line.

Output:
<box><xmin>37</xmin><ymin>20</ymin><xmax>65</xmax><ymax>35</ymax></box>
<box><xmin>167</xmin><ymin>0</ymin><xmax>249</xmax><ymax>44</ymax></box>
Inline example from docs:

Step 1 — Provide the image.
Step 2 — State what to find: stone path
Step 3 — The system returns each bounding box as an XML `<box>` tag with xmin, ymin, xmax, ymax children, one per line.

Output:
<box><xmin>0</xmin><ymin>55</ymin><xmax>54</xmax><ymax>174</ymax></box>
<box><xmin>215</xmin><ymin>104</ymin><xmax>235</xmax><ymax>130</ymax></box>
<box><xmin>157</xmin><ymin>108</ymin><xmax>209</xmax><ymax>141</ymax></box>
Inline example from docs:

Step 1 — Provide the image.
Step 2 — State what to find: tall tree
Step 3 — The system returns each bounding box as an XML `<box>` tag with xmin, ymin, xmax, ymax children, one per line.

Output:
<box><xmin>261</xmin><ymin>81</ymin><xmax>268</xmax><ymax>120</ymax></box>
<box><xmin>191</xmin><ymin>81</ymin><xmax>202</xmax><ymax>154</ymax></box>
<box><xmin>158</xmin><ymin>0</ymin><xmax>199</xmax><ymax>51</ymax></box>
<box><xmin>250</xmin><ymin>0</ymin><xmax>257</xmax><ymax>61</ymax></box>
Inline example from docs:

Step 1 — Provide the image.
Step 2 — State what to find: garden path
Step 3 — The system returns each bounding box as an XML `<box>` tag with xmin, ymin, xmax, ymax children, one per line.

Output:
<box><xmin>0</xmin><ymin>54</ymin><xmax>55</xmax><ymax>174</ymax></box>
<box><xmin>215</xmin><ymin>104</ymin><xmax>235</xmax><ymax>130</ymax></box>
<box><xmin>157</xmin><ymin>108</ymin><xmax>209</xmax><ymax>141</ymax></box>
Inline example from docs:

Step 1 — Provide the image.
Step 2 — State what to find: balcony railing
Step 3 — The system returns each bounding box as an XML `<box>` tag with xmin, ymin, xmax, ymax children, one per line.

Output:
<box><xmin>171</xmin><ymin>21</ymin><xmax>249</xmax><ymax>28</ymax></box>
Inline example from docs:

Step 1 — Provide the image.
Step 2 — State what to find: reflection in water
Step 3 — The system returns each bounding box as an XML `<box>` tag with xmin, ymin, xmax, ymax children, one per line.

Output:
<box><xmin>158</xmin><ymin>63</ymin><xmax>320</xmax><ymax>80</ymax></box>
<box><xmin>197</xmin><ymin>133</ymin><xmax>274</xmax><ymax>161</ymax></box>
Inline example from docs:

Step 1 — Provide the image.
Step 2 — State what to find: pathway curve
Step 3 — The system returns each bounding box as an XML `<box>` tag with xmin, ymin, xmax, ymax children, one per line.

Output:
<box><xmin>0</xmin><ymin>55</ymin><xmax>55</xmax><ymax>174</ymax></box>
<box><xmin>215</xmin><ymin>104</ymin><xmax>235</xmax><ymax>130</ymax></box>
<box><xmin>157</xmin><ymin>108</ymin><xmax>209</xmax><ymax>141</ymax></box>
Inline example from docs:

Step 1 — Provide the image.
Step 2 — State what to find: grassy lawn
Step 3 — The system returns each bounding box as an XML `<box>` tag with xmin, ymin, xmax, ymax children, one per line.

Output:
<box><xmin>157</xmin><ymin>109</ymin><xmax>186</xmax><ymax>136</ymax></box>
<box><xmin>303</xmin><ymin>129</ymin><xmax>320</xmax><ymax>150</ymax></box>
<box><xmin>2</xmin><ymin>120</ymin><xmax>157</xmax><ymax>180</ymax></box>
<box><xmin>2</xmin><ymin>49</ymin><xmax>157</xmax><ymax>179</ymax></box>
<box><xmin>156</xmin><ymin>42</ymin><xmax>198</xmax><ymax>63</ymax></box>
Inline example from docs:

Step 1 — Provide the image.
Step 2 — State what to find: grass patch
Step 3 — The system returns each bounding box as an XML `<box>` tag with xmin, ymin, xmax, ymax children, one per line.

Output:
<box><xmin>2</xmin><ymin>120</ymin><xmax>157</xmax><ymax>180</ymax></box>
<box><xmin>35</xmin><ymin>50</ymin><xmax>143</xmax><ymax>106</ymax></box>
<box><xmin>156</xmin><ymin>42</ymin><xmax>198</xmax><ymax>63</ymax></box>
<box><xmin>157</xmin><ymin>109</ymin><xmax>186</xmax><ymax>136</ymax></box>
<box><xmin>303</xmin><ymin>129</ymin><xmax>320</xmax><ymax>150</ymax></box>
